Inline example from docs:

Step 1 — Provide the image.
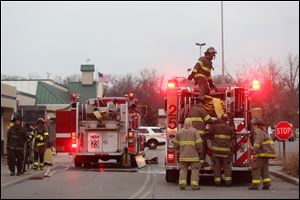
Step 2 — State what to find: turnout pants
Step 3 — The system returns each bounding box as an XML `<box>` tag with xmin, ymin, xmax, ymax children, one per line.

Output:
<box><xmin>197</xmin><ymin>78</ymin><xmax>210</xmax><ymax>98</ymax></box>
<box><xmin>7</xmin><ymin>149</ymin><xmax>24</xmax><ymax>173</ymax></box>
<box><xmin>212</xmin><ymin>155</ymin><xmax>232</xmax><ymax>184</ymax></box>
<box><xmin>33</xmin><ymin>146</ymin><xmax>46</xmax><ymax>169</ymax></box>
<box><xmin>200</xmin><ymin>135</ymin><xmax>208</xmax><ymax>164</ymax></box>
<box><xmin>251</xmin><ymin>157</ymin><xmax>271</xmax><ymax>188</ymax></box>
<box><xmin>179</xmin><ymin>161</ymin><xmax>200</xmax><ymax>187</ymax></box>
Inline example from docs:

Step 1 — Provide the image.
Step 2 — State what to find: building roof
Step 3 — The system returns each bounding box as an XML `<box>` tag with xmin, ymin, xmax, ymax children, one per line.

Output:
<box><xmin>68</xmin><ymin>82</ymin><xmax>97</xmax><ymax>103</ymax></box>
<box><xmin>36</xmin><ymin>81</ymin><xmax>69</xmax><ymax>104</ymax></box>
<box><xmin>80</xmin><ymin>65</ymin><xmax>95</xmax><ymax>72</ymax></box>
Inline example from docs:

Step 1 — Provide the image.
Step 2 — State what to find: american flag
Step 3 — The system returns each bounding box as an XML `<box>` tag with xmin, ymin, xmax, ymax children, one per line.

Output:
<box><xmin>98</xmin><ymin>72</ymin><xmax>110</xmax><ymax>83</ymax></box>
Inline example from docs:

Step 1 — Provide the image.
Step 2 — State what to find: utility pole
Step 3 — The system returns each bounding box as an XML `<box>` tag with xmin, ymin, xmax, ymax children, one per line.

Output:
<box><xmin>221</xmin><ymin>1</ymin><xmax>225</xmax><ymax>82</ymax></box>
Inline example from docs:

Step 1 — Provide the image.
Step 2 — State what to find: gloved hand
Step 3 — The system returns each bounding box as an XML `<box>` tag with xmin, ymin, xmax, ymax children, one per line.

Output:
<box><xmin>188</xmin><ymin>73</ymin><xmax>194</xmax><ymax>81</ymax></box>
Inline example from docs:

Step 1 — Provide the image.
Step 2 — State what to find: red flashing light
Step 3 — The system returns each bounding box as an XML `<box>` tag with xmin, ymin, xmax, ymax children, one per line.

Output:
<box><xmin>167</xmin><ymin>151</ymin><xmax>175</xmax><ymax>163</ymax></box>
<box><xmin>252</xmin><ymin>80</ymin><xmax>261</xmax><ymax>90</ymax></box>
<box><xmin>128</xmin><ymin>144</ymin><xmax>135</xmax><ymax>153</ymax></box>
<box><xmin>168</xmin><ymin>82</ymin><xmax>176</xmax><ymax>88</ymax></box>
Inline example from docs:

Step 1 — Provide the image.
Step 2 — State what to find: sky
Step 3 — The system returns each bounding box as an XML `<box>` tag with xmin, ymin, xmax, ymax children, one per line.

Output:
<box><xmin>1</xmin><ymin>1</ymin><xmax>299</xmax><ymax>82</ymax></box>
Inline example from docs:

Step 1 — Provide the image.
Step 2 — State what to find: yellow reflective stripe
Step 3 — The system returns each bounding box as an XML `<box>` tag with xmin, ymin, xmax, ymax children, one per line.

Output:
<box><xmin>254</xmin><ymin>143</ymin><xmax>260</xmax><ymax>148</ymax></box>
<box><xmin>191</xmin><ymin>181</ymin><xmax>199</xmax><ymax>186</ymax></box>
<box><xmin>225</xmin><ymin>177</ymin><xmax>232</xmax><ymax>181</ymax></box>
<box><xmin>212</xmin><ymin>146</ymin><xmax>230</xmax><ymax>152</ymax></box>
<box><xmin>255</xmin><ymin>153</ymin><xmax>276</xmax><ymax>158</ymax></box>
<box><xmin>179</xmin><ymin>180</ymin><xmax>187</xmax><ymax>185</ymax></box>
<box><xmin>263</xmin><ymin>140</ymin><xmax>274</xmax><ymax>145</ymax></box>
<box><xmin>197</xmin><ymin>60</ymin><xmax>204</xmax><ymax>66</ymax></box>
<box><xmin>33</xmin><ymin>162</ymin><xmax>39</xmax><ymax>166</ymax></box>
<box><xmin>197</xmin><ymin>130</ymin><xmax>205</xmax><ymax>135</ymax></box>
<box><xmin>207</xmin><ymin>76</ymin><xmax>212</xmax><ymax>80</ymax></box>
<box><xmin>174</xmin><ymin>140</ymin><xmax>179</xmax><ymax>144</ymax></box>
<box><xmin>44</xmin><ymin>132</ymin><xmax>49</xmax><ymax>136</ymax></box>
<box><xmin>36</xmin><ymin>142</ymin><xmax>45</xmax><ymax>146</ymax></box>
<box><xmin>195</xmin><ymin>73</ymin><xmax>207</xmax><ymax>78</ymax></box>
<box><xmin>215</xmin><ymin>134</ymin><xmax>231</xmax><ymax>139</ymax></box>
<box><xmin>203</xmin><ymin>115</ymin><xmax>211</xmax><ymax>121</ymax></box>
<box><xmin>213</xmin><ymin>153</ymin><xmax>229</xmax><ymax>158</ymax></box>
<box><xmin>179</xmin><ymin>141</ymin><xmax>195</xmax><ymax>146</ymax></box>
<box><xmin>201</xmin><ymin>66</ymin><xmax>211</xmax><ymax>72</ymax></box>
<box><xmin>200</xmin><ymin>160</ymin><xmax>204</xmax><ymax>164</ymax></box>
<box><xmin>252</xmin><ymin>179</ymin><xmax>261</xmax><ymax>184</ymax></box>
<box><xmin>191</xmin><ymin>117</ymin><xmax>204</xmax><ymax>122</ymax></box>
<box><xmin>195</xmin><ymin>138</ymin><xmax>202</xmax><ymax>144</ymax></box>
<box><xmin>39</xmin><ymin>163</ymin><xmax>44</xmax><ymax>167</ymax></box>
<box><xmin>179</xmin><ymin>157</ymin><xmax>199</xmax><ymax>162</ymax></box>
<box><xmin>263</xmin><ymin>178</ymin><xmax>271</xmax><ymax>182</ymax></box>
<box><xmin>193</xmin><ymin>68</ymin><xmax>198</xmax><ymax>73</ymax></box>
<box><xmin>214</xmin><ymin>177</ymin><xmax>221</xmax><ymax>182</ymax></box>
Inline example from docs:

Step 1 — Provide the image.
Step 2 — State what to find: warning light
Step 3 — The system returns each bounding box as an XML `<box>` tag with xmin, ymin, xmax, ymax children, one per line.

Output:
<box><xmin>168</xmin><ymin>82</ymin><xmax>176</xmax><ymax>88</ymax></box>
<box><xmin>252</xmin><ymin>80</ymin><xmax>261</xmax><ymax>90</ymax></box>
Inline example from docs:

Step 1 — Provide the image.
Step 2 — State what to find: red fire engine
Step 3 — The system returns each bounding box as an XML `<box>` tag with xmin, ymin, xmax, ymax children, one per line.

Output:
<box><xmin>56</xmin><ymin>94</ymin><xmax>146</xmax><ymax>168</ymax></box>
<box><xmin>165</xmin><ymin>77</ymin><xmax>254</xmax><ymax>182</ymax></box>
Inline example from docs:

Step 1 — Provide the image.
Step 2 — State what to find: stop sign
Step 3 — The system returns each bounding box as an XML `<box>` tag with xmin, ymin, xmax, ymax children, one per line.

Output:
<box><xmin>275</xmin><ymin>121</ymin><xmax>293</xmax><ymax>140</ymax></box>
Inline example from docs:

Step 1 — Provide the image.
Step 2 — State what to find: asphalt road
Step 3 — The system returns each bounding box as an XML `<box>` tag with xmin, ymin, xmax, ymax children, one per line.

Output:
<box><xmin>1</xmin><ymin>146</ymin><xmax>299</xmax><ymax>199</ymax></box>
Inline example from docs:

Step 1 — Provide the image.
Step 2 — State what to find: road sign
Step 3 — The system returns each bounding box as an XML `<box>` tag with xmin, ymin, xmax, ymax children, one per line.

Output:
<box><xmin>275</xmin><ymin>121</ymin><xmax>293</xmax><ymax>140</ymax></box>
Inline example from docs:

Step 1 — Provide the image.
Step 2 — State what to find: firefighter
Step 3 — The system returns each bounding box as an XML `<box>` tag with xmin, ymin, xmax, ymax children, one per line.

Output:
<box><xmin>6</xmin><ymin>114</ymin><xmax>27</xmax><ymax>176</ymax></box>
<box><xmin>29</xmin><ymin>118</ymin><xmax>49</xmax><ymax>170</ymax></box>
<box><xmin>188</xmin><ymin>96</ymin><xmax>219</xmax><ymax>168</ymax></box>
<box><xmin>248</xmin><ymin>118</ymin><xmax>276</xmax><ymax>190</ymax></box>
<box><xmin>188</xmin><ymin>47</ymin><xmax>217</xmax><ymax>98</ymax></box>
<box><xmin>174</xmin><ymin>118</ymin><xmax>202</xmax><ymax>190</ymax></box>
<box><xmin>210</xmin><ymin>113</ymin><xmax>235</xmax><ymax>187</ymax></box>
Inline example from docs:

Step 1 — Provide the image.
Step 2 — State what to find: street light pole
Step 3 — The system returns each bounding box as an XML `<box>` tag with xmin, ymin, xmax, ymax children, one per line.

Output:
<box><xmin>195</xmin><ymin>43</ymin><xmax>206</xmax><ymax>57</ymax></box>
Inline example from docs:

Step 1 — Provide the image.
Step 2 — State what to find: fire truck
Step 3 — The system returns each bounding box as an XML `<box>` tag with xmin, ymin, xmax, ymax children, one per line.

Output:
<box><xmin>56</xmin><ymin>95</ymin><xmax>146</xmax><ymax>168</ymax></box>
<box><xmin>165</xmin><ymin>77</ymin><xmax>255</xmax><ymax>182</ymax></box>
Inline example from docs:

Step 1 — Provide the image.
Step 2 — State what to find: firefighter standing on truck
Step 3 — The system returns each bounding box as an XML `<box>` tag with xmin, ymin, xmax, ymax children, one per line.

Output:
<box><xmin>209</xmin><ymin>113</ymin><xmax>235</xmax><ymax>187</ymax></box>
<box><xmin>174</xmin><ymin>118</ymin><xmax>202</xmax><ymax>190</ymax></box>
<box><xmin>6</xmin><ymin>114</ymin><xmax>27</xmax><ymax>176</ymax></box>
<box><xmin>188</xmin><ymin>47</ymin><xmax>217</xmax><ymax>98</ymax></box>
<box><xmin>188</xmin><ymin>96</ymin><xmax>219</xmax><ymax>168</ymax></box>
<box><xmin>29</xmin><ymin>118</ymin><xmax>49</xmax><ymax>170</ymax></box>
<box><xmin>248</xmin><ymin>118</ymin><xmax>276</xmax><ymax>190</ymax></box>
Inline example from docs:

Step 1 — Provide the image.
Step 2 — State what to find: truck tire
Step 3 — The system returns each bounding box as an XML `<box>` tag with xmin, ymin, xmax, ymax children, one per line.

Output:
<box><xmin>166</xmin><ymin>169</ymin><xmax>179</xmax><ymax>182</ymax></box>
<box><xmin>74</xmin><ymin>157</ymin><xmax>82</xmax><ymax>168</ymax></box>
<box><xmin>147</xmin><ymin>139</ymin><xmax>158</xmax><ymax>150</ymax></box>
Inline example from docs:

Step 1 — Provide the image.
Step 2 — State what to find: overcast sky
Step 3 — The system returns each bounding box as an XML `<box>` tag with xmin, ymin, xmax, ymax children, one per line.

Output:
<box><xmin>1</xmin><ymin>1</ymin><xmax>299</xmax><ymax>81</ymax></box>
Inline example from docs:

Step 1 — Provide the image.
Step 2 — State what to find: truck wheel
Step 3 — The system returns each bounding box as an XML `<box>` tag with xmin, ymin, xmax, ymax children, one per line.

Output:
<box><xmin>147</xmin><ymin>139</ymin><xmax>158</xmax><ymax>150</ymax></box>
<box><xmin>83</xmin><ymin>161</ymin><xmax>91</xmax><ymax>168</ymax></box>
<box><xmin>74</xmin><ymin>157</ymin><xmax>82</xmax><ymax>168</ymax></box>
<box><xmin>166</xmin><ymin>169</ymin><xmax>179</xmax><ymax>182</ymax></box>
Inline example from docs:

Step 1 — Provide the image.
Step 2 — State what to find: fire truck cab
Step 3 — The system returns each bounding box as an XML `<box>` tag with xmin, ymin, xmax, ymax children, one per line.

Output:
<box><xmin>73</xmin><ymin>96</ymin><xmax>146</xmax><ymax>168</ymax></box>
<box><xmin>165</xmin><ymin>77</ymin><xmax>253</xmax><ymax>182</ymax></box>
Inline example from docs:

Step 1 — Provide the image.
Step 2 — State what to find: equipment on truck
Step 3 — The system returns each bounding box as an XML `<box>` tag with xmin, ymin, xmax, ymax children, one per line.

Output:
<box><xmin>165</xmin><ymin>77</ymin><xmax>254</xmax><ymax>183</ymax></box>
<box><xmin>56</xmin><ymin>94</ymin><xmax>146</xmax><ymax>168</ymax></box>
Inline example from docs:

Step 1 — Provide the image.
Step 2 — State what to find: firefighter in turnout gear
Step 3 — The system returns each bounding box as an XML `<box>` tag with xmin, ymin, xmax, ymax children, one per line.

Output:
<box><xmin>249</xmin><ymin>118</ymin><xmax>276</xmax><ymax>190</ymax></box>
<box><xmin>6</xmin><ymin>114</ymin><xmax>27</xmax><ymax>176</ymax></box>
<box><xmin>188</xmin><ymin>47</ymin><xmax>217</xmax><ymax>98</ymax></box>
<box><xmin>29</xmin><ymin>118</ymin><xmax>49</xmax><ymax>170</ymax></box>
<box><xmin>174</xmin><ymin>118</ymin><xmax>203</xmax><ymax>190</ymax></box>
<box><xmin>188</xmin><ymin>96</ymin><xmax>219</xmax><ymax>168</ymax></box>
<box><xmin>209</xmin><ymin>113</ymin><xmax>235</xmax><ymax>187</ymax></box>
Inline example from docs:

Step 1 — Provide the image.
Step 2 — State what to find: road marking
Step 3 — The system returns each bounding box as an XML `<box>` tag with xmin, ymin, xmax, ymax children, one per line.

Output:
<box><xmin>138</xmin><ymin>170</ymin><xmax>166</xmax><ymax>174</ymax></box>
<box><xmin>45</xmin><ymin>166</ymin><xmax>70</xmax><ymax>177</ymax></box>
<box><xmin>128</xmin><ymin>168</ymin><xmax>151</xmax><ymax>199</ymax></box>
<box><xmin>138</xmin><ymin>189</ymin><xmax>151</xmax><ymax>199</ymax></box>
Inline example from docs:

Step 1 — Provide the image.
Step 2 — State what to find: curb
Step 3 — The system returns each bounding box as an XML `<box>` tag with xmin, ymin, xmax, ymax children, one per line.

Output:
<box><xmin>270</xmin><ymin>170</ymin><xmax>299</xmax><ymax>185</ymax></box>
<box><xmin>1</xmin><ymin>170</ymin><xmax>45</xmax><ymax>189</ymax></box>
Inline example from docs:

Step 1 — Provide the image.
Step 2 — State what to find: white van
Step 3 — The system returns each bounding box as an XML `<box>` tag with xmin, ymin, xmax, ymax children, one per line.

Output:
<box><xmin>137</xmin><ymin>127</ymin><xmax>166</xmax><ymax>149</ymax></box>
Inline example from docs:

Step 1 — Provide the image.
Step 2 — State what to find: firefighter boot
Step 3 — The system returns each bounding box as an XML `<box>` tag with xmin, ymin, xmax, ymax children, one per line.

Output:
<box><xmin>248</xmin><ymin>184</ymin><xmax>259</xmax><ymax>190</ymax></box>
<box><xmin>10</xmin><ymin>172</ymin><xmax>15</xmax><ymax>176</ymax></box>
<box><xmin>262</xmin><ymin>183</ymin><xmax>271</xmax><ymax>190</ymax></box>
<box><xmin>179</xmin><ymin>185</ymin><xmax>186</xmax><ymax>190</ymax></box>
<box><xmin>225</xmin><ymin>181</ymin><xmax>232</xmax><ymax>187</ymax></box>
<box><xmin>192</xmin><ymin>185</ymin><xmax>200</xmax><ymax>190</ymax></box>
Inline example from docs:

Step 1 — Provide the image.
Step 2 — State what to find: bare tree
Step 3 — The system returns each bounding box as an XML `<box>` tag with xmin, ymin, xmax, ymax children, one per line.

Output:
<box><xmin>63</xmin><ymin>74</ymin><xmax>81</xmax><ymax>85</ymax></box>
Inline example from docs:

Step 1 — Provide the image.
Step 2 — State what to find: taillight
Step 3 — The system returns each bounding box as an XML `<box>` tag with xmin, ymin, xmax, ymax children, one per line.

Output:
<box><xmin>168</xmin><ymin>82</ymin><xmax>175</xmax><ymax>88</ymax></box>
<box><xmin>71</xmin><ymin>132</ymin><xmax>76</xmax><ymax>148</ymax></box>
<box><xmin>129</xmin><ymin>144</ymin><xmax>134</xmax><ymax>153</ymax></box>
<box><xmin>167</xmin><ymin>151</ymin><xmax>175</xmax><ymax>163</ymax></box>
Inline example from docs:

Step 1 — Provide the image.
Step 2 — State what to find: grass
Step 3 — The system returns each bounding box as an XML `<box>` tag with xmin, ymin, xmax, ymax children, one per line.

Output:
<box><xmin>282</xmin><ymin>153</ymin><xmax>299</xmax><ymax>178</ymax></box>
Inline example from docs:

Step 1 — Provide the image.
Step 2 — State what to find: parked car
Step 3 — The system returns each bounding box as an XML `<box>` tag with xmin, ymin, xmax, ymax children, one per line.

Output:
<box><xmin>136</xmin><ymin>126</ymin><xmax>166</xmax><ymax>149</ymax></box>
